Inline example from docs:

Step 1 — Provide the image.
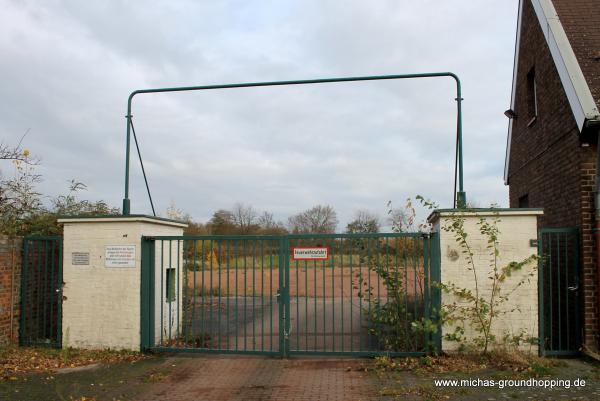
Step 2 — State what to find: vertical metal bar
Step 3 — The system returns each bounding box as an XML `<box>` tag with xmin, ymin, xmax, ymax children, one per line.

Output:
<box><xmin>209</xmin><ymin>240</ymin><xmax>214</xmax><ymax>348</ymax></box>
<box><xmin>366</xmin><ymin>237</ymin><xmax>372</xmax><ymax>350</ymax></box>
<box><xmin>168</xmin><ymin>240</ymin><xmax>172</xmax><ymax>341</ymax></box>
<box><xmin>160</xmin><ymin>241</ymin><xmax>164</xmax><ymax>345</ymax></box>
<box><xmin>19</xmin><ymin>239</ymin><xmax>29</xmax><ymax>346</ymax></box>
<box><xmin>574</xmin><ymin>230</ymin><xmax>582</xmax><ymax>351</ymax></box>
<box><xmin>358</xmin><ymin>239</ymin><xmax>362</xmax><ymax>351</ymax></box>
<box><xmin>227</xmin><ymin>240</ymin><xmax>231</xmax><ymax>350</ymax></box>
<box><xmin>413</xmin><ymin>238</ymin><xmax>418</xmax><ymax>348</ymax></box>
<box><xmin>278</xmin><ymin>237</ymin><xmax>285</xmax><ymax>355</ymax></box>
<box><xmin>557</xmin><ymin>233</ymin><xmax>562</xmax><ymax>352</ymax></box>
<box><xmin>304</xmin><ymin>257</ymin><xmax>308</xmax><ymax>351</ymax></box>
<box><xmin>36</xmin><ymin>241</ymin><xmax>42</xmax><ymax>341</ymax></box>
<box><xmin>376</xmin><ymin>236</ymin><xmax>381</xmax><ymax>302</ymax></box>
<box><xmin>340</xmin><ymin>237</ymin><xmax>344</xmax><ymax>352</ymax></box>
<box><xmin>348</xmin><ymin>238</ymin><xmax>354</xmax><ymax>352</ymax></box>
<box><xmin>565</xmin><ymin>233</ymin><xmax>570</xmax><ymax>350</ymax></box>
<box><xmin>296</xmin><ymin>243</ymin><xmax>300</xmax><ymax>350</ymax></box>
<box><xmin>193</xmin><ymin>240</ymin><xmax>197</xmax><ymax>345</ymax></box>
<box><xmin>252</xmin><ymin>240</ymin><xmax>256</xmax><ymax>350</ymax></box>
<box><xmin>200</xmin><ymin>240</ymin><xmax>205</xmax><ymax>347</ymax></box>
<box><xmin>548</xmin><ymin>233</ymin><xmax>553</xmax><ymax>351</ymax></box>
<box><xmin>423</xmin><ymin>236</ymin><xmax>430</xmax><ymax>351</ymax></box>
<box><xmin>314</xmin><ymin>258</ymin><xmax>317</xmax><ymax>350</ymax></box>
<box><xmin>385</xmin><ymin>237</ymin><xmax>389</xmax><ymax>305</ymax></box>
<box><xmin>183</xmin><ymin>241</ymin><xmax>189</xmax><ymax>346</ymax></box>
<box><xmin>218</xmin><ymin>240</ymin><xmax>222</xmax><ymax>349</ymax></box>
<box><xmin>176</xmin><ymin>240</ymin><xmax>180</xmax><ymax>340</ymax></box>
<box><xmin>284</xmin><ymin>236</ymin><xmax>291</xmax><ymax>356</ymax></box>
<box><xmin>395</xmin><ymin>237</ymin><xmax>401</xmax><ymax>350</ymax></box>
<box><xmin>57</xmin><ymin>238</ymin><xmax>63</xmax><ymax>347</ymax></box>
<box><xmin>49</xmin><ymin>239</ymin><xmax>55</xmax><ymax>344</ymax></box>
<box><xmin>243</xmin><ymin>240</ymin><xmax>247</xmax><ymax>350</ymax></box>
<box><xmin>260</xmin><ymin>240</ymin><xmax>264</xmax><ymax>352</ymax></box>
<box><xmin>322</xmin><ymin>242</ymin><xmax>326</xmax><ymax>352</ymax></box>
<box><xmin>537</xmin><ymin>230</ymin><xmax>545</xmax><ymax>356</ymax></box>
<box><xmin>235</xmin><ymin>240</ymin><xmax>239</xmax><ymax>351</ymax></box>
<box><xmin>331</xmin><ymin>237</ymin><xmax>335</xmax><ymax>351</ymax></box>
<box><xmin>42</xmin><ymin>240</ymin><xmax>48</xmax><ymax>340</ymax></box>
<box><xmin>404</xmin><ymin>238</ymin><xmax>409</xmax><ymax>349</ymax></box>
<box><xmin>269</xmin><ymin>240</ymin><xmax>273</xmax><ymax>352</ymax></box>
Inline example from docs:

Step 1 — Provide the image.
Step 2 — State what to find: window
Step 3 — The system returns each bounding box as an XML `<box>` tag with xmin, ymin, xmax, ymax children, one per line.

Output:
<box><xmin>166</xmin><ymin>268</ymin><xmax>176</xmax><ymax>302</ymax></box>
<box><xmin>518</xmin><ymin>194</ymin><xmax>529</xmax><ymax>208</ymax></box>
<box><xmin>526</xmin><ymin>67</ymin><xmax>538</xmax><ymax>124</ymax></box>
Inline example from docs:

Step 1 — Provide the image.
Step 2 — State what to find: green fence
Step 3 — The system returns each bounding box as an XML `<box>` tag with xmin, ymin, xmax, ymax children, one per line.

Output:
<box><xmin>20</xmin><ymin>236</ymin><xmax>63</xmax><ymax>348</ymax></box>
<box><xmin>538</xmin><ymin>228</ymin><xmax>582</xmax><ymax>356</ymax></box>
<box><xmin>141</xmin><ymin>233</ymin><xmax>441</xmax><ymax>357</ymax></box>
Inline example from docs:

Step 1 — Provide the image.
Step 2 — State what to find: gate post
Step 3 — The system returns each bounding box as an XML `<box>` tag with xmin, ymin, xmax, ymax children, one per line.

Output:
<box><xmin>58</xmin><ymin>216</ymin><xmax>186</xmax><ymax>350</ymax></box>
<box><xmin>428</xmin><ymin>209</ymin><xmax>542</xmax><ymax>353</ymax></box>
<box><xmin>140</xmin><ymin>237</ymin><xmax>155</xmax><ymax>351</ymax></box>
<box><xmin>429</xmin><ymin>232</ymin><xmax>443</xmax><ymax>353</ymax></box>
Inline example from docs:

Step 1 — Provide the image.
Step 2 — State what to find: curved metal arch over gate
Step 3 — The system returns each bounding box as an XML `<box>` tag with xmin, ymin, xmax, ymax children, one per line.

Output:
<box><xmin>121</xmin><ymin>73</ymin><xmax>468</xmax><ymax>215</ymax></box>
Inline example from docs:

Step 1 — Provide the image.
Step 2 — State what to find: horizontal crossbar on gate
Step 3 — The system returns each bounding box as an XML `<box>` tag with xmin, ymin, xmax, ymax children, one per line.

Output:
<box><xmin>147</xmin><ymin>232</ymin><xmax>427</xmax><ymax>241</ymax></box>
<box><xmin>141</xmin><ymin>233</ymin><xmax>441</xmax><ymax>356</ymax></box>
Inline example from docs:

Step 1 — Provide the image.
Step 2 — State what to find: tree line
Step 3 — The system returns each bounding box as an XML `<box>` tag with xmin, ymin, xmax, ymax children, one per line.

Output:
<box><xmin>1</xmin><ymin>140</ymin><xmax>411</xmax><ymax>237</ymax></box>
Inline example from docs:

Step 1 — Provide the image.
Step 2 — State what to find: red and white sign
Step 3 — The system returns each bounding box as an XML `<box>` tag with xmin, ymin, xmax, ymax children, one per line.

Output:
<box><xmin>292</xmin><ymin>247</ymin><xmax>329</xmax><ymax>260</ymax></box>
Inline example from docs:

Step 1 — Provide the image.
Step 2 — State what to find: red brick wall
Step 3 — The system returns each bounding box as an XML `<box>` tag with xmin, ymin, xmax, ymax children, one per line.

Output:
<box><xmin>0</xmin><ymin>236</ymin><xmax>22</xmax><ymax>345</ymax></box>
<box><xmin>507</xmin><ymin>0</ymin><xmax>598</xmax><ymax>349</ymax></box>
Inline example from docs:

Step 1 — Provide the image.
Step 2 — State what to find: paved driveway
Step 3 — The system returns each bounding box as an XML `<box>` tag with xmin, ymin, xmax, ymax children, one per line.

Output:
<box><xmin>137</xmin><ymin>355</ymin><xmax>376</xmax><ymax>401</ymax></box>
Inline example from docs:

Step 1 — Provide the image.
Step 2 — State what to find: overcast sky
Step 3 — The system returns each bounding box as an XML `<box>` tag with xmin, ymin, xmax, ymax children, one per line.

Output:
<box><xmin>0</xmin><ymin>0</ymin><xmax>518</xmax><ymax>230</ymax></box>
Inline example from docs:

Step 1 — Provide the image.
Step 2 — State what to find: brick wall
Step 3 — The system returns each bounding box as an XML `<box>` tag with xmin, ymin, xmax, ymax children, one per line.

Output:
<box><xmin>507</xmin><ymin>0</ymin><xmax>598</xmax><ymax>348</ymax></box>
<box><xmin>0</xmin><ymin>236</ymin><xmax>22</xmax><ymax>345</ymax></box>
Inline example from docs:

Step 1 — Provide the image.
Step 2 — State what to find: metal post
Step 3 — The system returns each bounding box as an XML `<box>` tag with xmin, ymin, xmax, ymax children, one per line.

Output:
<box><xmin>122</xmin><ymin>73</ymin><xmax>466</xmax><ymax>214</ymax></box>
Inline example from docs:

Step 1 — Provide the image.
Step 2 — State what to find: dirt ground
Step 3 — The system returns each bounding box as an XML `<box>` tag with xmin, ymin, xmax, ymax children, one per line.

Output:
<box><xmin>185</xmin><ymin>266</ymin><xmax>422</xmax><ymax>298</ymax></box>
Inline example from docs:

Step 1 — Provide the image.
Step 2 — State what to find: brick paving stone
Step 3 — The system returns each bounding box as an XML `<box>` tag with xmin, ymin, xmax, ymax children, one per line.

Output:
<box><xmin>136</xmin><ymin>356</ymin><xmax>377</xmax><ymax>401</ymax></box>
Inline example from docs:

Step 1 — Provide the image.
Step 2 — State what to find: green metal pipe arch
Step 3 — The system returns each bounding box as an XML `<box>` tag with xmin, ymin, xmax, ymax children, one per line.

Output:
<box><xmin>122</xmin><ymin>72</ymin><xmax>467</xmax><ymax>215</ymax></box>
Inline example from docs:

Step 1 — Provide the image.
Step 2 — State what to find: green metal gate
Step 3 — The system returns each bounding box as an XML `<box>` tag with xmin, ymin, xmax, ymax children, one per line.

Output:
<box><xmin>538</xmin><ymin>228</ymin><xmax>582</xmax><ymax>356</ymax></box>
<box><xmin>141</xmin><ymin>233</ymin><xmax>441</xmax><ymax>356</ymax></box>
<box><xmin>20</xmin><ymin>236</ymin><xmax>63</xmax><ymax>348</ymax></box>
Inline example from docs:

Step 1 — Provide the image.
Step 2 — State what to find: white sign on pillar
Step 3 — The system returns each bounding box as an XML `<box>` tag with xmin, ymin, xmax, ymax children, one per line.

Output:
<box><xmin>105</xmin><ymin>245</ymin><xmax>136</xmax><ymax>268</ymax></box>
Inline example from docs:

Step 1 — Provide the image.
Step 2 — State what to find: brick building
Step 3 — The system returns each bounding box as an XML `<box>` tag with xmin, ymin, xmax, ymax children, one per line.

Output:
<box><xmin>504</xmin><ymin>0</ymin><xmax>600</xmax><ymax>352</ymax></box>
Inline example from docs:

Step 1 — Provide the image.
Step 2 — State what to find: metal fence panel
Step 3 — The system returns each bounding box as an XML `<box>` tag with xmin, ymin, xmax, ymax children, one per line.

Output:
<box><xmin>20</xmin><ymin>236</ymin><xmax>63</xmax><ymax>348</ymax></box>
<box><xmin>539</xmin><ymin>228</ymin><xmax>581</xmax><ymax>356</ymax></box>
<box><xmin>143</xmin><ymin>233</ymin><xmax>440</xmax><ymax>357</ymax></box>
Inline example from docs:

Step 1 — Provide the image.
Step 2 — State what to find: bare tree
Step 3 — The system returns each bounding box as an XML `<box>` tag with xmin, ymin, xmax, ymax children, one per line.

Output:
<box><xmin>346</xmin><ymin>210</ymin><xmax>380</xmax><ymax>233</ymax></box>
<box><xmin>288</xmin><ymin>204</ymin><xmax>338</xmax><ymax>234</ymax></box>
<box><xmin>258</xmin><ymin>211</ymin><xmax>276</xmax><ymax>229</ymax></box>
<box><xmin>258</xmin><ymin>211</ymin><xmax>288</xmax><ymax>235</ymax></box>
<box><xmin>231</xmin><ymin>203</ymin><xmax>258</xmax><ymax>234</ymax></box>
<box><xmin>0</xmin><ymin>131</ymin><xmax>39</xmax><ymax>165</ymax></box>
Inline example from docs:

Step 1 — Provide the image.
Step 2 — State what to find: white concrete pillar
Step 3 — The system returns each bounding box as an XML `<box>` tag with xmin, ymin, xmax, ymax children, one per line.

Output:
<box><xmin>58</xmin><ymin>216</ymin><xmax>186</xmax><ymax>350</ymax></box>
<box><xmin>428</xmin><ymin>209</ymin><xmax>542</xmax><ymax>352</ymax></box>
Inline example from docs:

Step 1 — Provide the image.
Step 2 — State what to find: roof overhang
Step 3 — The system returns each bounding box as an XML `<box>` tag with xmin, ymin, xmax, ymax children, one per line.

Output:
<box><xmin>504</xmin><ymin>0</ymin><xmax>600</xmax><ymax>184</ymax></box>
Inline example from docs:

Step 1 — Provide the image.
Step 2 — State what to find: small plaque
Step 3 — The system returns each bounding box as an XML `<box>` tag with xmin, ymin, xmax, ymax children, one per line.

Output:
<box><xmin>72</xmin><ymin>252</ymin><xmax>89</xmax><ymax>266</ymax></box>
<box><xmin>292</xmin><ymin>247</ymin><xmax>329</xmax><ymax>260</ymax></box>
<box><xmin>105</xmin><ymin>245</ymin><xmax>136</xmax><ymax>268</ymax></box>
